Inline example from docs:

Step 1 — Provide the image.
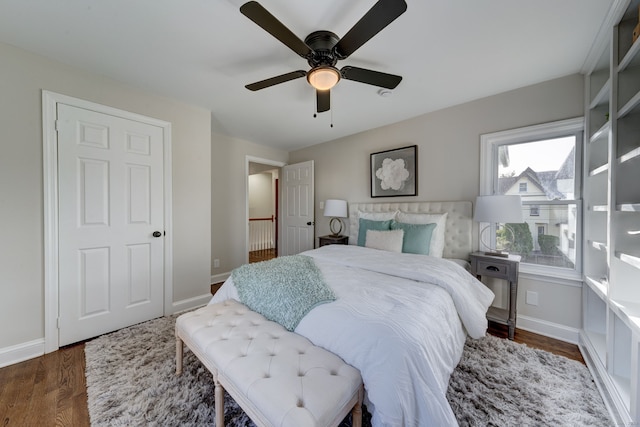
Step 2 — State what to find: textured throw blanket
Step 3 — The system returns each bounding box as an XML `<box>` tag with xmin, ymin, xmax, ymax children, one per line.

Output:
<box><xmin>231</xmin><ymin>255</ymin><xmax>336</xmax><ymax>331</ymax></box>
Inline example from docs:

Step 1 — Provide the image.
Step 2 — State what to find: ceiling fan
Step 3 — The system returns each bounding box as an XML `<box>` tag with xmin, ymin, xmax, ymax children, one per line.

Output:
<box><xmin>240</xmin><ymin>0</ymin><xmax>407</xmax><ymax>113</ymax></box>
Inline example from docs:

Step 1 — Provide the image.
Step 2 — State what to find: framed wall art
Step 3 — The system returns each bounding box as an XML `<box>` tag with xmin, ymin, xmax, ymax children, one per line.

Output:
<box><xmin>370</xmin><ymin>145</ymin><xmax>417</xmax><ymax>198</ymax></box>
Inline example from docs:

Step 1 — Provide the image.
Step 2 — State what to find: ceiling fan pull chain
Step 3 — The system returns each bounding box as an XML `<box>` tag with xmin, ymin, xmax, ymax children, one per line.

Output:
<box><xmin>313</xmin><ymin>93</ymin><xmax>317</xmax><ymax>118</ymax></box>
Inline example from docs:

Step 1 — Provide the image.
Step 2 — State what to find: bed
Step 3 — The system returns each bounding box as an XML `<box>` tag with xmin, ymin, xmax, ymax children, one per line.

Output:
<box><xmin>210</xmin><ymin>201</ymin><xmax>494</xmax><ymax>426</ymax></box>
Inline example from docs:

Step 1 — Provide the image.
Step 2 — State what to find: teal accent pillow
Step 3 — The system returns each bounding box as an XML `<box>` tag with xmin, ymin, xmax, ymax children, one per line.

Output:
<box><xmin>357</xmin><ymin>219</ymin><xmax>392</xmax><ymax>246</ymax></box>
<box><xmin>390</xmin><ymin>221</ymin><xmax>437</xmax><ymax>255</ymax></box>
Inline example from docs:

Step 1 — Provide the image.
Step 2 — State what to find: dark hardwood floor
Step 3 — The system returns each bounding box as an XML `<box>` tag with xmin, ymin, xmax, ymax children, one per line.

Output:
<box><xmin>488</xmin><ymin>322</ymin><xmax>584</xmax><ymax>364</ymax></box>
<box><xmin>0</xmin><ymin>317</ymin><xmax>583</xmax><ymax>426</ymax></box>
<box><xmin>0</xmin><ymin>342</ymin><xmax>88</xmax><ymax>426</ymax></box>
<box><xmin>249</xmin><ymin>248</ymin><xmax>276</xmax><ymax>263</ymax></box>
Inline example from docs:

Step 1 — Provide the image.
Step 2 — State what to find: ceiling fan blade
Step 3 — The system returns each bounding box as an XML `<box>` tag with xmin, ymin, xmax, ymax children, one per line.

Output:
<box><xmin>317</xmin><ymin>90</ymin><xmax>330</xmax><ymax>113</ymax></box>
<box><xmin>341</xmin><ymin>66</ymin><xmax>402</xmax><ymax>89</ymax></box>
<box><xmin>245</xmin><ymin>70</ymin><xmax>307</xmax><ymax>91</ymax></box>
<box><xmin>240</xmin><ymin>1</ymin><xmax>313</xmax><ymax>58</ymax></box>
<box><xmin>334</xmin><ymin>0</ymin><xmax>407</xmax><ymax>59</ymax></box>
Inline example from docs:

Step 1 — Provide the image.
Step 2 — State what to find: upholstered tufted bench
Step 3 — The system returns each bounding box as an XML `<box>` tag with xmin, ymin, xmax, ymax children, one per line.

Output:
<box><xmin>175</xmin><ymin>300</ymin><xmax>363</xmax><ymax>427</ymax></box>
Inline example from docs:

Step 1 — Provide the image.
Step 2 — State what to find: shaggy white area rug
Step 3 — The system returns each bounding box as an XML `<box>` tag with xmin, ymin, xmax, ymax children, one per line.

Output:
<box><xmin>85</xmin><ymin>314</ymin><xmax>612</xmax><ymax>426</ymax></box>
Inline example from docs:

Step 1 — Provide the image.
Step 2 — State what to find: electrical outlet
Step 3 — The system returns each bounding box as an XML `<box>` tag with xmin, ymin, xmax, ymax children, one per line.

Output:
<box><xmin>319</xmin><ymin>201</ymin><xmax>324</xmax><ymax>210</ymax></box>
<box><xmin>213</xmin><ymin>259</ymin><xmax>220</xmax><ymax>268</ymax></box>
<box><xmin>526</xmin><ymin>291</ymin><xmax>539</xmax><ymax>306</ymax></box>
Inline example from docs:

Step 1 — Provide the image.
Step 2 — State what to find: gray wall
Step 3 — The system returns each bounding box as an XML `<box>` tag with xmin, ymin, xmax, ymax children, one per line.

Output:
<box><xmin>290</xmin><ymin>74</ymin><xmax>585</xmax><ymax>336</ymax></box>
<box><xmin>0</xmin><ymin>42</ymin><xmax>212</xmax><ymax>350</ymax></box>
<box><xmin>210</xmin><ymin>133</ymin><xmax>288</xmax><ymax>282</ymax></box>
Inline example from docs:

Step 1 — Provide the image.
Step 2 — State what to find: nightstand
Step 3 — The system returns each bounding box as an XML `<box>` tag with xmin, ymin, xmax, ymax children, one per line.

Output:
<box><xmin>470</xmin><ymin>252</ymin><xmax>521</xmax><ymax>340</ymax></box>
<box><xmin>318</xmin><ymin>235</ymin><xmax>348</xmax><ymax>247</ymax></box>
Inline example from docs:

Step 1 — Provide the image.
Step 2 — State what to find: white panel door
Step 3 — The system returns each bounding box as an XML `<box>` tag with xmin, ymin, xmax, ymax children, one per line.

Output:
<box><xmin>57</xmin><ymin>103</ymin><xmax>165</xmax><ymax>346</ymax></box>
<box><xmin>280</xmin><ymin>161</ymin><xmax>314</xmax><ymax>256</ymax></box>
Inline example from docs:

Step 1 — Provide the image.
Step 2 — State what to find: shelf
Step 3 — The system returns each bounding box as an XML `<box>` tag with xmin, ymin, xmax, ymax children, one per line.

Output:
<box><xmin>589</xmin><ymin>163</ymin><xmax>609</xmax><ymax>176</ymax></box>
<box><xmin>619</xmin><ymin>146</ymin><xmax>640</xmax><ymax>164</ymax></box>
<box><xmin>588</xmin><ymin>240</ymin><xmax>608</xmax><ymax>251</ymax></box>
<box><xmin>590</xmin><ymin>120</ymin><xmax>610</xmax><ymax>143</ymax></box>
<box><xmin>618</xmin><ymin>203</ymin><xmax>640</xmax><ymax>212</ymax></box>
<box><xmin>618</xmin><ymin>36</ymin><xmax>640</xmax><ymax>73</ymax></box>
<box><xmin>590</xmin><ymin>121</ymin><xmax>610</xmax><ymax>143</ymax></box>
<box><xmin>616</xmin><ymin>251</ymin><xmax>640</xmax><ymax>270</ymax></box>
<box><xmin>610</xmin><ymin>299</ymin><xmax>640</xmax><ymax>338</ymax></box>
<box><xmin>585</xmin><ymin>275</ymin><xmax>609</xmax><ymax>300</ymax></box>
<box><xmin>619</xmin><ymin>90</ymin><xmax>640</xmax><ymax>118</ymax></box>
<box><xmin>590</xmin><ymin>79</ymin><xmax>611</xmax><ymax>109</ymax></box>
<box><xmin>487</xmin><ymin>306</ymin><xmax>509</xmax><ymax>324</ymax></box>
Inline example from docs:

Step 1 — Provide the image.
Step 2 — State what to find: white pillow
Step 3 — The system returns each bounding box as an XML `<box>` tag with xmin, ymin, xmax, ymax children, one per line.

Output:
<box><xmin>365</xmin><ymin>229</ymin><xmax>404</xmax><ymax>253</ymax></box>
<box><xmin>358</xmin><ymin>210</ymin><xmax>399</xmax><ymax>221</ymax></box>
<box><xmin>396</xmin><ymin>212</ymin><xmax>448</xmax><ymax>257</ymax></box>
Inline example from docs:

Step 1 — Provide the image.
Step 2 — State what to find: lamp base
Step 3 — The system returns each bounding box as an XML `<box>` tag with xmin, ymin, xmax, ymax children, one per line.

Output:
<box><xmin>329</xmin><ymin>217</ymin><xmax>344</xmax><ymax>236</ymax></box>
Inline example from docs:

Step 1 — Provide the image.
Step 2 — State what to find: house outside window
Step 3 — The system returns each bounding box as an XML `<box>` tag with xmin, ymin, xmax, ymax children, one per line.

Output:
<box><xmin>480</xmin><ymin>118</ymin><xmax>583</xmax><ymax>279</ymax></box>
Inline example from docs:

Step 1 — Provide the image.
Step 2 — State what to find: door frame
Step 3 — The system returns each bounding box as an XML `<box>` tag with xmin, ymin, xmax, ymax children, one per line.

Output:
<box><xmin>42</xmin><ymin>91</ymin><xmax>173</xmax><ymax>353</ymax></box>
<box><xmin>245</xmin><ymin>156</ymin><xmax>286</xmax><ymax>264</ymax></box>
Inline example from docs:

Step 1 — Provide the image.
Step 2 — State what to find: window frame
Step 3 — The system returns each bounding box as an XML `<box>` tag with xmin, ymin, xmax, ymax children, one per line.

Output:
<box><xmin>479</xmin><ymin>117</ymin><xmax>584</xmax><ymax>280</ymax></box>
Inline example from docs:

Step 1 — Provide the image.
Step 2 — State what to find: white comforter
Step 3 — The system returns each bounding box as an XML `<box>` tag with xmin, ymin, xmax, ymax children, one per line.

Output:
<box><xmin>210</xmin><ymin>245</ymin><xmax>494</xmax><ymax>426</ymax></box>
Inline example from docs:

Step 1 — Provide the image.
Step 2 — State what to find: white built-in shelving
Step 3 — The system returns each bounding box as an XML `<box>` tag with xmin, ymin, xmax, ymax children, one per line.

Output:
<box><xmin>582</xmin><ymin>1</ymin><xmax>640</xmax><ymax>425</ymax></box>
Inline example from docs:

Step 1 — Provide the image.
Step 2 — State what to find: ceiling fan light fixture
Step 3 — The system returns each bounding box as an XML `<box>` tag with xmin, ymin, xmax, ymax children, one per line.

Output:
<box><xmin>307</xmin><ymin>66</ymin><xmax>340</xmax><ymax>90</ymax></box>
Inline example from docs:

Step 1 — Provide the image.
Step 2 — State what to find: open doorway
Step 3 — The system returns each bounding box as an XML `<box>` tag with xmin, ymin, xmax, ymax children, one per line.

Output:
<box><xmin>248</xmin><ymin>162</ymin><xmax>279</xmax><ymax>263</ymax></box>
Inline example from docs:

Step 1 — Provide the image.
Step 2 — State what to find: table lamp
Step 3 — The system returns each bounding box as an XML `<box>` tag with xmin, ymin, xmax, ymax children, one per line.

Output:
<box><xmin>474</xmin><ymin>195</ymin><xmax>523</xmax><ymax>257</ymax></box>
<box><xmin>324</xmin><ymin>199</ymin><xmax>348</xmax><ymax>236</ymax></box>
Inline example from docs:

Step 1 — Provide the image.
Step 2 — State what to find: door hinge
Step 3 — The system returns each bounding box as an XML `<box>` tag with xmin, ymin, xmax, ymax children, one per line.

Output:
<box><xmin>55</xmin><ymin>120</ymin><xmax>60</xmax><ymax>132</ymax></box>
<box><xmin>56</xmin><ymin>317</ymin><xmax>60</xmax><ymax>329</ymax></box>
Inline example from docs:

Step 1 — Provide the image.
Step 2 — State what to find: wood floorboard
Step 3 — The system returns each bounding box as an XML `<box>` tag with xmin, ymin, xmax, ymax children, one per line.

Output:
<box><xmin>0</xmin><ymin>318</ymin><xmax>583</xmax><ymax>426</ymax></box>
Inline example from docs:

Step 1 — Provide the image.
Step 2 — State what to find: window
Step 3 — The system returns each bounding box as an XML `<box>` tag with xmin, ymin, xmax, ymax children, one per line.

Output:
<box><xmin>480</xmin><ymin>118</ymin><xmax>583</xmax><ymax>279</ymax></box>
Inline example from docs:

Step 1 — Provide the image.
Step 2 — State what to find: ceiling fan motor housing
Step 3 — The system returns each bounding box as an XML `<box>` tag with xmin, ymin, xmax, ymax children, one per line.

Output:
<box><xmin>304</xmin><ymin>31</ymin><xmax>340</xmax><ymax>67</ymax></box>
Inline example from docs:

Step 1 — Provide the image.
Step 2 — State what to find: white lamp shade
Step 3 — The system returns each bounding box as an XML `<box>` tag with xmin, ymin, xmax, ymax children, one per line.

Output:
<box><xmin>474</xmin><ymin>195</ymin><xmax>523</xmax><ymax>223</ymax></box>
<box><xmin>324</xmin><ymin>199</ymin><xmax>348</xmax><ymax>218</ymax></box>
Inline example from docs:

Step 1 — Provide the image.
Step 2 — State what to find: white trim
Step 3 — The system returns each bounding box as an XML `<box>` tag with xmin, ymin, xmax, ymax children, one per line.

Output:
<box><xmin>519</xmin><ymin>269</ymin><xmax>583</xmax><ymax>287</ymax></box>
<box><xmin>479</xmin><ymin>117</ymin><xmax>585</xmax><ymax>277</ymax></box>
<box><xmin>171</xmin><ymin>293</ymin><xmax>212</xmax><ymax>313</ymax></box>
<box><xmin>211</xmin><ymin>272</ymin><xmax>231</xmax><ymax>285</ymax></box>
<box><xmin>42</xmin><ymin>90</ymin><xmax>173</xmax><ymax>353</ymax></box>
<box><xmin>0</xmin><ymin>339</ymin><xmax>45</xmax><ymax>368</ymax></box>
<box><xmin>517</xmin><ymin>314</ymin><xmax>581</xmax><ymax>344</ymax></box>
<box><xmin>244</xmin><ymin>156</ymin><xmax>286</xmax><ymax>264</ymax></box>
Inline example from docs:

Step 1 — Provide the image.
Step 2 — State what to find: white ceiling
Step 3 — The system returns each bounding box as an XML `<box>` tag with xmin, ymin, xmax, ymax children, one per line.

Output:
<box><xmin>0</xmin><ymin>0</ymin><xmax>614</xmax><ymax>151</ymax></box>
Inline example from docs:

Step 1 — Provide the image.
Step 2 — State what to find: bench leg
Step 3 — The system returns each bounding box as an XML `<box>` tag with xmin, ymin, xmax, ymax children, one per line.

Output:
<box><xmin>214</xmin><ymin>375</ymin><xmax>225</xmax><ymax>427</ymax></box>
<box><xmin>176</xmin><ymin>336</ymin><xmax>183</xmax><ymax>376</ymax></box>
<box><xmin>351</xmin><ymin>385</ymin><xmax>364</xmax><ymax>427</ymax></box>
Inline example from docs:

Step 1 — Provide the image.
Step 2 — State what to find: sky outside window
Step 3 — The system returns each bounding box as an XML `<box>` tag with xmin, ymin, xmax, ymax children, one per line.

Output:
<box><xmin>499</xmin><ymin>136</ymin><xmax>575</xmax><ymax>177</ymax></box>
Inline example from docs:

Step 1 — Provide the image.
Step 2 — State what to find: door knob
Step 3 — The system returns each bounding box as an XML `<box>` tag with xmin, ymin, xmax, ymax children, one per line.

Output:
<box><xmin>306</xmin><ymin>221</ymin><xmax>315</xmax><ymax>226</ymax></box>
<box><xmin>152</xmin><ymin>231</ymin><xmax>163</xmax><ymax>238</ymax></box>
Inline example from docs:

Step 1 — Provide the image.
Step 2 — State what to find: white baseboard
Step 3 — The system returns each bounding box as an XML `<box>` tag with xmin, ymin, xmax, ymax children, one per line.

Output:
<box><xmin>516</xmin><ymin>314</ymin><xmax>581</xmax><ymax>344</ymax></box>
<box><xmin>211</xmin><ymin>272</ymin><xmax>230</xmax><ymax>284</ymax></box>
<box><xmin>171</xmin><ymin>293</ymin><xmax>212</xmax><ymax>315</ymax></box>
<box><xmin>0</xmin><ymin>338</ymin><xmax>45</xmax><ymax>368</ymax></box>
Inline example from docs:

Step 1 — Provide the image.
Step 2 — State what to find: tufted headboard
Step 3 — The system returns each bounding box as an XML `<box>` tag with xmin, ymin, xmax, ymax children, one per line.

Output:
<box><xmin>348</xmin><ymin>201</ymin><xmax>473</xmax><ymax>260</ymax></box>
